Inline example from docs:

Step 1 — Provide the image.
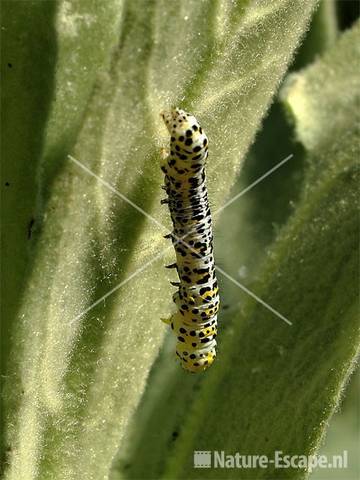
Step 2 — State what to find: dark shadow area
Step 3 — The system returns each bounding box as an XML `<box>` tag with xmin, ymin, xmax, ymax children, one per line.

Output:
<box><xmin>337</xmin><ymin>0</ymin><xmax>360</xmax><ymax>30</ymax></box>
<box><xmin>238</xmin><ymin>101</ymin><xmax>306</xmax><ymax>249</ymax></box>
<box><xmin>0</xmin><ymin>0</ymin><xmax>58</xmax><ymax>470</ymax></box>
<box><xmin>292</xmin><ymin>0</ymin><xmax>336</xmax><ymax>71</ymax></box>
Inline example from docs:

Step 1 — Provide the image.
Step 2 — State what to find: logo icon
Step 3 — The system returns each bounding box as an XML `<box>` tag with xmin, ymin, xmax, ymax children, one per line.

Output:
<box><xmin>194</xmin><ymin>451</ymin><xmax>212</xmax><ymax>468</ymax></box>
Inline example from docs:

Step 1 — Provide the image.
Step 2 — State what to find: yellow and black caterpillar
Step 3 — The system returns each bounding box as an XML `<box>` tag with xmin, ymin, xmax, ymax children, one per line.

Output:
<box><xmin>160</xmin><ymin>108</ymin><xmax>220</xmax><ymax>373</ymax></box>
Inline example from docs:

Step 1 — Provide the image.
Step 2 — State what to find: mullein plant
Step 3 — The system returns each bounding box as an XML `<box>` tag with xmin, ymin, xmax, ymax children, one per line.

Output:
<box><xmin>1</xmin><ymin>1</ymin><xmax>359</xmax><ymax>479</ymax></box>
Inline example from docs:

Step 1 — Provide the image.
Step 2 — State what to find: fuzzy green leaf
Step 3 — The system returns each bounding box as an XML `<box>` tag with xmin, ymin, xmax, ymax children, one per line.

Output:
<box><xmin>2</xmin><ymin>1</ymin><xmax>317</xmax><ymax>479</ymax></box>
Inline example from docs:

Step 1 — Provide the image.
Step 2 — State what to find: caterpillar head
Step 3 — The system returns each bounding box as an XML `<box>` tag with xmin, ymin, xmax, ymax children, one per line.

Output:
<box><xmin>161</xmin><ymin>108</ymin><xmax>208</xmax><ymax>159</ymax></box>
<box><xmin>161</xmin><ymin>107</ymin><xmax>198</xmax><ymax>133</ymax></box>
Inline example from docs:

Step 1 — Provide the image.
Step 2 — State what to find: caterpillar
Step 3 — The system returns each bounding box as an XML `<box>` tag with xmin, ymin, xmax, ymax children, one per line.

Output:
<box><xmin>160</xmin><ymin>107</ymin><xmax>220</xmax><ymax>373</ymax></box>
